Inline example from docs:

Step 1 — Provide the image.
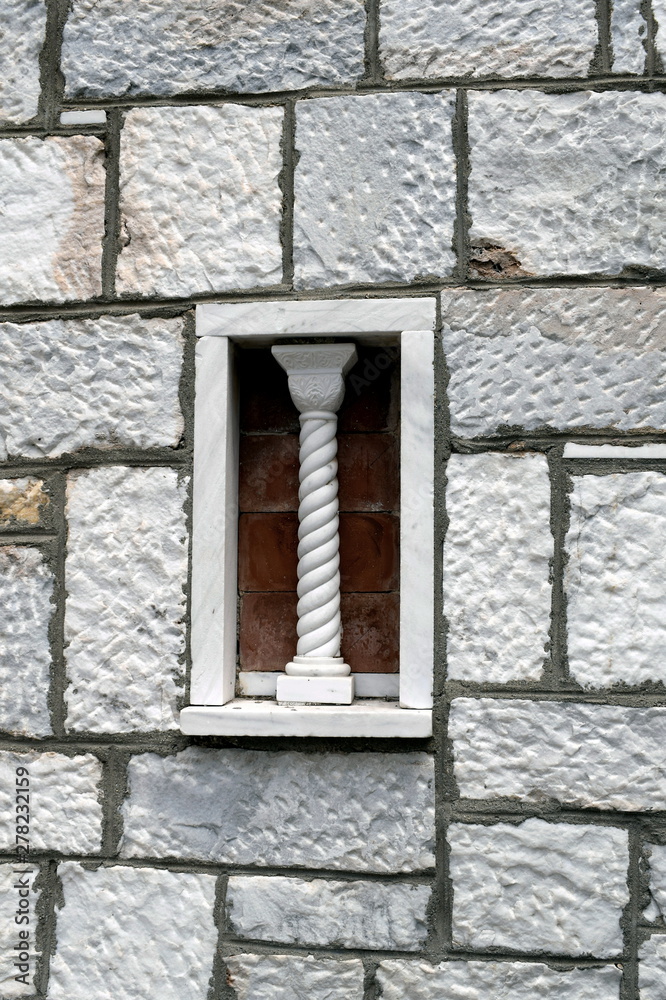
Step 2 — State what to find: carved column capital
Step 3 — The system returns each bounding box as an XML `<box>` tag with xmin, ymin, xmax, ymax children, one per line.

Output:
<box><xmin>271</xmin><ymin>344</ymin><xmax>357</xmax><ymax>413</ymax></box>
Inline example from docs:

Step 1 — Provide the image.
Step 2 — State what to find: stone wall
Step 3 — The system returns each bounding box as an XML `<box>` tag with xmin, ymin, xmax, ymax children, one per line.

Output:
<box><xmin>1</xmin><ymin>2</ymin><xmax>666</xmax><ymax>999</ymax></box>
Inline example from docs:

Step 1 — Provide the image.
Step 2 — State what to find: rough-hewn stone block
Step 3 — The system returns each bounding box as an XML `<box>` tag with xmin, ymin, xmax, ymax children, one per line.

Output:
<box><xmin>611</xmin><ymin>0</ymin><xmax>647</xmax><ymax>72</ymax></box>
<box><xmin>0</xmin><ymin>136</ymin><xmax>104</xmax><ymax>305</ymax></box>
<box><xmin>444</xmin><ymin>453</ymin><xmax>551</xmax><ymax>683</ymax></box>
<box><xmin>639</xmin><ymin>936</ymin><xmax>666</xmax><ymax>1000</ymax></box>
<box><xmin>0</xmin><ymin>480</ymin><xmax>49</xmax><ymax>529</ymax></box>
<box><xmin>226</xmin><ymin>955</ymin><xmax>364</xmax><ymax>1000</ymax></box>
<box><xmin>227</xmin><ymin>875</ymin><xmax>430</xmax><ymax>950</ymax></box>
<box><xmin>468</xmin><ymin>90</ymin><xmax>666</xmax><ymax>276</ymax></box>
<box><xmin>117</xmin><ymin>105</ymin><xmax>283</xmax><ymax>298</ymax></box>
<box><xmin>653</xmin><ymin>0</ymin><xmax>666</xmax><ymax>68</ymax></box>
<box><xmin>646</xmin><ymin>844</ymin><xmax>666</xmax><ymax>920</ymax></box>
<box><xmin>449</xmin><ymin>819</ymin><xmax>628</xmax><ymax>956</ymax></box>
<box><xmin>450</xmin><ymin>697</ymin><xmax>666</xmax><ymax>811</ymax></box>
<box><xmin>0</xmin><ymin>752</ymin><xmax>102</xmax><ymax>853</ymax></box>
<box><xmin>442</xmin><ymin>287</ymin><xmax>666</xmax><ymax>436</ymax></box>
<box><xmin>565</xmin><ymin>473</ymin><xmax>666</xmax><ymax>688</ymax></box>
<box><xmin>121</xmin><ymin>747</ymin><xmax>435</xmax><ymax>872</ymax></box>
<box><xmin>294</xmin><ymin>92</ymin><xmax>456</xmax><ymax>288</ymax></box>
<box><xmin>48</xmin><ymin>864</ymin><xmax>217</xmax><ymax>1000</ymax></box>
<box><xmin>0</xmin><ymin>0</ymin><xmax>46</xmax><ymax>123</ymax></box>
<box><xmin>62</xmin><ymin>0</ymin><xmax>365</xmax><ymax>98</ymax></box>
<box><xmin>64</xmin><ymin>467</ymin><xmax>188</xmax><ymax>733</ymax></box>
<box><xmin>380</xmin><ymin>0</ymin><xmax>597</xmax><ymax>80</ymax></box>
<box><xmin>0</xmin><ymin>864</ymin><xmax>39</xmax><ymax>996</ymax></box>
<box><xmin>0</xmin><ymin>315</ymin><xmax>184</xmax><ymax>460</ymax></box>
<box><xmin>0</xmin><ymin>547</ymin><xmax>52</xmax><ymax>738</ymax></box>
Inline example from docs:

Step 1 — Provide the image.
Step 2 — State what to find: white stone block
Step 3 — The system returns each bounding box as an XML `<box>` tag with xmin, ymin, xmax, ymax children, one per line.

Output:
<box><xmin>646</xmin><ymin>844</ymin><xmax>666</xmax><ymax>920</ymax></box>
<box><xmin>59</xmin><ymin>109</ymin><xmax>107</xmax><ymax>125</ymax></box>
<box><xmin>380</xmin><ymin>0</ymin><xmax>597</xmax><ymax>80</ymax></box>
<box><xmin>227</xmin><ymin>875</ymin><xmax>430</xmax><ymax>951</ymax></box>
<box><xmin>0</xmin><ymin>136</ymin><xmax>104</xmax><ymax>305</ymax></box>
<box><xmin>276</xmin><ymin>676</ymin><xmax>354</xmax><ymax>705</ymax></box>
<box><xmin>294</xmin><ymin>92</ymin><xmax>456</xmax><ymax>288</ymax></box>
<box><xmin>226</xmin><ymin>955</ymin><xmax>364</xmax><ymax>1000</ymax></box>
<box><xmin>468</xmin><ymin>90</ymin><xmax>666</xmax><ymax>276</ymax></box>
<box><xmin>653</xmin><ymin>0</ymin><xmax>666</xmax><ymax>68</ymax></box>
<box><xmin>0</xmin><ymin>480</ymin><xmax>49</xmax><ymax>529</ymax></box>
<box><xmin>640</xmin><ymin>937</ymin><xmax>666</xmax><ymax>1000</ymax></box>
<box><xmin>377</xmin><ymin>959</ymin><xmax>622</xmax><ymax>1000</ymax></box>
<box><xmin>0</xmin><ymin>864</ymin><xmax>39</xmax><ymax>996</ymax></box>
<box><xmin>0</xmin><ymin>752</ymin><xmax>102</xmax><ymax>853</ymax></box>
<box><xmin>117</xmin><ymin>105</ymin><xmax>283</xmax><ymax>298</ymax></box>
<box><xmin>0</xmin><ymin>315</ymin><xmax>184</xmax><ymax>460</ymax></box>
<box><xmin>121</xmin><ymin>747</ymin><xmax>435</xmax><ymax>872</ymax></box>
<box><xmin>611</xmin><ymin>0</ymin><xmax>647</xmax><ymax>72</ymax></box>
<box><xmin>62</xmin><ymin>0</ymin><xmax>365</xmax><ymax>97</ymax></box>
<box><xmin>48</xmin><ymin>864</ymin><xmax>217</xmax><ymax>1000</ymax></box>
<box><xmin>450</xmin><ymin>697</ymin><xmax>666</xmax><ymax>811</ymax></box>
<box><xmin>443</xmin><ymin>454</ymin><xmax>551</xmax><ymax>682</ymax></box>
<box><xmin>564</xmin><ymin>444</ymin><xmax>666</xmax><ymax>459</ymax></box>
<box><xmin>64</xmin><ymin>467</ymin><xmax>188</xmax><ymax>733</ymax></box>
<box><xmin>449</xmin><ymin>819</ymin><xmax>628</xmax><ymax>956</ymax></box>
<box><xmin>441</xmin><ymin>287</ymin><xmax>666</xmax><ymax>436</ymax></box>
<box><xmin>0</xmin><ymin>547</ymin><xmax>52</xmax><ymax>738</ymax></box>
<box><xmin>0</xmin><ymin>0</ymin><xmax>46</xmax><ymax>124</ymax></box>
<box><xmin>565</xmin><ymin>473</ymin><xmax>666</xmax><ymax>688</ymax></box>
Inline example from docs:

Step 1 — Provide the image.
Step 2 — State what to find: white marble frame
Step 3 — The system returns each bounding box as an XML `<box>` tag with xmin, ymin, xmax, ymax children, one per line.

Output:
<box><xmin>180</xmin><ymin>297</ymin><xmax>436</xmax><ymax>738</ymax></box>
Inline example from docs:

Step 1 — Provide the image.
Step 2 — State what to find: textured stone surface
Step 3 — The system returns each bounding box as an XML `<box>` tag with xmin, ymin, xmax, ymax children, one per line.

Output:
<box><xmin>62</xmin><ymin>0</ymin><xmax>365</xmax><ymax>97</ymax></box>
<box><xmin>639</xmin><ymin>936</ymin><xmax>666</xmax><ymax>1000</ymax></box>
<box><xmin>64</xmin><ymin>467</ymin><xmax>188</xmax><ymax>733</ymax></box>
<box><xmin>226</xmin><ymin>955</ymin><xmax>364</xmax><ymax>1000</ymax></box>
<box><xmin>468</xmin><ymin>90</ymin><xmax>666</xmax><ymax>275</ymax></box>
<box><xmin>227</xmin><ymin>875</ymin><xmax>430</xmax><ymax>950</ymax></box>
<box><xmin>0</xmin><ymin>480</ymin><xmax>49</xmax><ymax>529</ymax></box>
<box><xmin>380</xmin><ymin>0</ymin><xmax>597</xmax><ymax>79</ymax></box>
<box><xmin>294</xmin><ymin>92</ymin><xmax>456</xmax><ymax>288</ymax></box>
<box><xmin>49</xmin><ymin>864</ymin><xmax>217</xmax><ymax>1000</ymax></box>
<box><xmin>449</xmin><ymin>819</ymin><xmax>628</xmax><ymax>956</ymax></box>
<box><xmin>646</xmin><ymin>844</ymin><xmax>666</xmax><ymax>919</ymax></box>
<box><xmin>654</xmin><ymin>0</ymin><xmax>666</xmax><ymax>66</ymax></box>
<box><xmin>450</xmin><ymin>697</ymin><xmax>666</xmax><ymax>811</ymax></box>
<box><xmin>565</xmin><ymin>473</ymin><xmax>666</xmax><ymax>688</ymax></box>
<box><xmin>444</xmin><ymin>454</ymin><xmax>551</xmax><ymax>683</ymax></box>
<box><xmin>442</xmin><ymin>287</ymin><xmax>666</xmax><ymax>436</ymax></box>
<box><xmin>0</xmin><ymin>0</ymin><xmax>46</xmax><ymax>123</ymax></box>
<box><xmin>0</xmin><ymin>864</ymin><xmax>39</xmax><ymax>996</ymax></box>
<box><xmin>377</xmin><ymin>959</ymin><xmax>622</xmax><ymax>1000</ymax></box>
<box><xmin>611</xmin><ymin>0</ymin><xmax>647</xmax><ymax>72</ymax></box>
<box><xmin>0</xmin><ymin>315</ymin><xmax>184</xmax><ymax>460</ymax></box>
<box><xmin>0</xmin><ymin>547</ymin><xmax>52</xmax><ymax>738</ymax></box>
<box><xmin>117</xmin><ymin>105</ymin><xmax>282</xmax><ymax>298</ymax></box>
<box><xmin>0</xmin><ymin>752</ymin><xmax>102</xmax><ymax>853</ymax></box>
<box><xmin>0</xmin><ymin>136</ymin><xmax>104</xmax><ymax>305</ymax></box>
<box><xmin>121</xmin><ymin>747</ymin><xmax>435</xmax><ymax>871</ymax></box>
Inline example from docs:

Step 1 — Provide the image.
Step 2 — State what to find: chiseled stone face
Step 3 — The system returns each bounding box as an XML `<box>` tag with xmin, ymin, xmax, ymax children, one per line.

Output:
<box><xmin>293</xmin><ymin>92</ymin><xmax>457</xmax><ymax>288</ymax></box>
<box><xmin>639</xmin><ymin>936</ymin><xmax>666</xmax><ymax>1000</ymax></box>
<box><xmin>0</xmin><ymin>136</ymin><xmax>105</xmax><ymax>304</ymax></box>
<box><xmin>120</xmin><ymin>747</ymin><xmax>435</xmax><ymax>872</ymax></box>
<box><xmin>645</xmin><ymin>844</ymin><xmax>666</xmax><ymax>920</ymax></box>
<box><xmin>611</xmin><ymin>0</ymin><xmax>647</xmax><ymax>72</ymax></box>
<box><xmin>0</xmin><ymin>547</ymin><xmax>52</xmax><ymax>738</ymax></box>
<box><xmin>565</xmin><ymin>472</ymin><xmax>666</xmax><ymax>688</ymax></box>
<box><xmin>0</xmin><ymin>315</ymin><xmax>184</xmax><ymax>460</ymax></box>
<box><xmin>0</xmin><ymin>0</ymin><xmax>46</xmax><ymax>123</ymax></box>
<box><xmin>0</xmin><ymin>480</ymin><xmax>49</xmax><ymax>529</ymax></box>
<box><xmin>0</xmin><ymin>752</ymin><xmax>102</xmax><ymax>853</ymax></box>
<box><xmin>0</xmin><ymin>865</ymin><xmax>39</xmax><ymax>997</ymax></box>
<box><xmin>442</xmin><ymin>287</ymin><xmax>666</xmax><ymax>436</ymax></box>
<box><xmin>226</xmin><ymin>955</ymin><xmax>364</xmax><ymax>1000</ymax></box>
<box><xmin>117</xmin><ymin>104</ymin><xmax>283</xmax><ymax>298</ymax></box>
<box><xmin>468</xmin><ymin>90</ymin><xmax>666</xmax><ymax>275</ymax></box>
<box><xmin>227</xmin><ymin>875</ymin><xmax>430</xmax><ymax>950</ymax></box>
<box><xmin>450</xmin><ymin>697</ymin><xmax>666</xmax><ymax>811</ymax></box>
<box><xmin>444</xmin><ymin>453</ymin><xmax>552</xmax><ymax>683</ymax></box>
<box><xmin>64</xmin><ymin>467</ymin><xmax>188</xmax><ymax>733</ymax></box>
<box><xmin>380</xmin><ymin>0</ymin><xmax>598</xmax><ymax>80</ymax></box>
<box><xmin>62</xmin><ymin>0</ymin><xmax>365</xmax><ymax>98</ymax></box>
<box><xmin>653</xmin><ymin>0</ymin><xmax>666</xmax><ymax>68</ymax></box>
<box><xmin>48</xmin><ymin>864</ymin><xmax>217</xmax><ymax>1000</ymax></box>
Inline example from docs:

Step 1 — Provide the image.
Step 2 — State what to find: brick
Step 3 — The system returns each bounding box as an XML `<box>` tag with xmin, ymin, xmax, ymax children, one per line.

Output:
<box><xmin>377</xmin><ymin>959</ymin><xmax>621</xmax><ymax>1000</ymax></box>
<box><xmin>64</xmin><ymin>467</ymin><xmax>188</xmax><ymax>733</ymax></box>
<box><xmin>238</xmin><ymin>513</ymin><xmax>298</xmax><ymax>591</ymax></box>
<box><xmin>0</xmin><ymin>752</ymin><xmax>102</xmax><ymax>853</ymax></box>
<box><xmin>380</xmin><ymin>0</ymin><xmax>598</xmax><ymax>80</ymax></box>
<box><xmin>226</xmin><ymin>955</ymin><xmax>364</xmax><ymax>1000</ymax></box>
<box><xmin>338</xmin><ymin>434</ymin><xmax>399</xmax><ymax>511</ymax></box>
<box><xmin>0</xmin><ymin>136</ymin><xmax>104</xmax><ymax>305</ymax></box>
<box><xmin>443</xmin><ymin>454</ymin><xmax>552</xmax><ymax>683</ymax></box>
<box><xmin>227</xmin><ymin>875</ymin><xmax>430</xmax><ymax>950</ymax></box>
<box><xmin>239</xmin><ymin>435</ymin><xmax>299</xmax><ymax>512</ymax></box>
<box><xmin>611</xmin><ymin>0</ymin><xmax>647</xmax><ymax>72</ymax></box>
<box><xmin>646</xmin><ymin>844</ymin><xmax>666</xmax><ymax>920</ymax></box>
<box><xmin>0</xmin><ymin>547</ymin><xmax>52</xmax><ymax>738</ymax></box>
<box><xmin>339</xmin><ymin>513</ymin><xmax>399</xmax><ymax>591</ymax></box>
<box><xmin>0</xmin><ymin>479</ymin><xmax>49</xmax><ymax>529</ymax></box>
<box><xmin>239</xmin><ymin>350</ymin><xmax>300</xmax><ymax>435</ymax></box>
<box><xmin>565</xmin><ymin>473</ymin><xmax>666</xmax><ymax>688</ymax></box>
<box><xmin>450</xmin><ymin>697</ymin><xmax>666</xmax><ymax>811</ymax></box>
<box><xmin>468</xmin><ymin>90</ymin><xmax>666</xmax><ymax>276</ymax></box>
<box><xmin>294</xmin><ymin>92</ymin><xmax>457</xmax><ymax>288</ymax></box>
<box><xmin>240</xmin><ymin>592</ymin><xmax>297</xmax><ymax>671</ymax></box>
<box><xmin>0</xmin><ymin>315</ymin><xmax>184</xmax><ymax>460</ymax></box>
<box><xmin>449</xmin><ymin>819</ymin><xmax>628</xmax><ymax>956</ymax></box>
<box><xmin>121</xmin><ymin>747</ymin><xmax>435</xmax><ymax>872</ymax></box>
<box><xmin>0</xmin><ymin>0</ymin><xmax>46</xmax><ymax>123</ymax></box>
<box><xmin>341</xmin><ymin>593</ymin><xmax>400</xmax><ymax>672</ymax></box>
<box><xmin>442</xmin><ymin>287</ymin><xmax>666</xmax><ymax>436</ymax></box>
<box><xmin>117</xmin><ymin>105</ymin><xmax>283</xmax><ymax>298</ymax></box>
<box><xmin>0</xmin><ymin>864</ymin><xmax>40</xmax><ymax>996</ymax></box>
<box><xmin>640</xmin><ymin>936</ymin><xmax>666</xmax><ymax>1000</ymax></box>
<box><xmin>48</xmin><ymin>864</ymin><xmax>217</xmax><ymax>1000</ymax></box>
<box><xmin>62</xmin><ymin>0</ymin><xmax>365</xmax><ymax>98</ymax></box>
<box><xmin>339</xmin><ymin>346</ymin><xmax>399</xmax><ymax>434</ymax></box>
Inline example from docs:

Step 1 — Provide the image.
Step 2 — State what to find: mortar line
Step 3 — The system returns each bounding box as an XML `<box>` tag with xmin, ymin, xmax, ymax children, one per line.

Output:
<box><xmin>545</xmin><ymin>448</ymin><xmax>572</xmax><ymax>686</ymax></box>
<box><xmin>280</xmin><ymin>102</ymin><xmax>296</xmax><ymax>290</ymax></box>
<box><xmin>101</xmin><ymin>109</ymin><xmax>122</xmax><ymax>298</ymax></box>
<box><xmin>47</xmin><ymin>473</ymin><xmax>67</xmax><ymax>740</ymax></box>
<box><xmin>363</xmin><ymin>0</ymin><xmax>382</xmax><ymax>84</ymax></box>
<box><xmin>39</xmin><ymin>0</ymin><xmax>68</xmax><ymax>131</ymax></box>
<box><xmin>621</xmin><ymin>825</ymin><xmax>643</xmax><ymax>1000</ymax></box>
<box><xmin>34</xmin><ymin>859</ymin><xmax>59</xmax><ymax>998</ymax></box>
<box><xmin>452</xmin><ymin>91</ymin><xmax>470</xmax><ymax>283</ymax></box>
<box><xmin>210</xmin><ymin>874</ymin><xmax>231</xmax><ymax>1000</ymax></box>
<box><xmin>362</xmin><ymin>957</ymin><xmax>380</xmax><ymax>1000</ymax></box>
<box><xmin>595</xmin><ymin>0</ymin><xmax>613</xmax><ymax>74</ymax></box>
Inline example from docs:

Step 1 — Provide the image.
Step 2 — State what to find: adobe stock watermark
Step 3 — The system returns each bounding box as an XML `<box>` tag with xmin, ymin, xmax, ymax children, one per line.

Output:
<box><xmin>12</xmin><ymin>765</ymin><xmax>33</xmax><ymax>988</ymax></box>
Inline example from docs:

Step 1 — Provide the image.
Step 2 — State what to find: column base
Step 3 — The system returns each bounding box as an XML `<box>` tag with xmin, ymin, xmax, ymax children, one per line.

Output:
<box><xmin>276</xmin><ymin>675</ymin><xmax>355</xmax><ymax>705</ymax></box>
<box><xmin>285</xmin><ymin>655</ymin><xmax>351</xmax><ymax>677</ymax></box>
